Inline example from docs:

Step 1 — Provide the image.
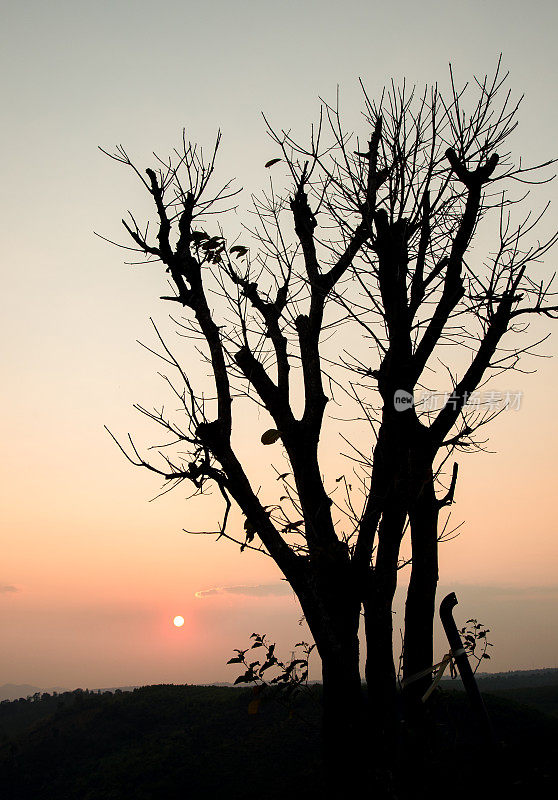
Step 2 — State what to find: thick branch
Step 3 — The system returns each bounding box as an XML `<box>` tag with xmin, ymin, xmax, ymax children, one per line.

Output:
<box><xmin>195</xmin><ymin>425</ymin><xmax>300</xmax><ymax>576</ymax></box>
<box><xmin>145</xmin><ymin>167</ymin><xmax>174</xmax><ymax>263</ymax></box>
<box><xmin>411</xmin><ymin>150</ymin><xmax>499</xmax><ymax>383</ymax></box>
<box><xmin>437</xmin><ymin>462</ymin><xmax>459</xmax><ymax>508</ymax></box>
<box><xmin>290</xmin><ymin>167</ymin><xmax>320</xmax><ymax>281</ymax></box>
<box><xmin>234</xmin><ymin>345</ymin><xmax>295</xmax><ymax>429</ymax></box>
<box><xmin>228</xmin><ymin>271</ymin><xmax>291</xmax><ymax>401</ymax></box>
<box><xmin>430</xmin><ymin>292</ymin><xmax>515</xmax><ymax>445</ymax></box>
<box><xmin>409</xmin><ymin>191</ymin><xmax>430</xmax><ymax>318</ymax></box>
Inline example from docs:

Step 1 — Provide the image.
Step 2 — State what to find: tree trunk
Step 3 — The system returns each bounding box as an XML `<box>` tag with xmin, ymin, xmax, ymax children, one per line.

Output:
<box><xmin>320</xmin><ymin>635</ymin><xmax>367</xmax><ymax>797</ymax></box>
<box><xmin>318</xmin><ymin>637</ymin><xmax>396</xmax><ymax>799</ymax></box>
<box><xmin>297</xmin><ymin>578</ymin><xmax>399</xmax><ymax>800</ymax></box>
<box><xmin>364</xmin><ymin>507</ymin><xmax>406</xmax><ymax>743</ymax></box>
<box><xmin>298</xmin><ymin>571</ymin><xmax>380</xmax><ymax>798</ymax></box>
<box><xmin>402</xmin><ymin>474</ymin><xmax>439</xmax><ymax>707</ymax></box>
<box><xmin>364</xmin><ymin>599</ymin><xmax>398</xmax><ymax>730</ymax></box>
<box><xmin>363</xmin><ymin>598</ymin><xmax>402</xmax><ymax>798</ymax></box>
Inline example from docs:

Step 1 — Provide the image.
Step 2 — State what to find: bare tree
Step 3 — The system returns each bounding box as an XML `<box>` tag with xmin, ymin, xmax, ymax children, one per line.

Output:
<box><xmin>101</xmin><ymin>60</ymin><xmax>557</xmax><ymax>795</ymax></box>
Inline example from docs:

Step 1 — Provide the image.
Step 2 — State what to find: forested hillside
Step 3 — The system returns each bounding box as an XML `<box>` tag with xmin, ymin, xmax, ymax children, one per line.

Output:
<box><xmin>1</xmin><ymin>680</ymin><xmax>558</xmax><ymax>799</ymax></box>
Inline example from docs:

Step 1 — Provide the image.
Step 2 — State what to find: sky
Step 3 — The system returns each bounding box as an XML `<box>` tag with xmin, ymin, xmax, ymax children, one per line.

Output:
<box><xmin>1</xmin><ymin>0</ymin><xmax>557</xmax><ymax>690</ymax></box>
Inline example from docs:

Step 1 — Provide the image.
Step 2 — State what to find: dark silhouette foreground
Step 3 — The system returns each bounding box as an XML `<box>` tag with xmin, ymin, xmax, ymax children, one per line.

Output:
<box><xmin>1</xmin><ymin>682</ymin><xmax>557</xmax><ymax>799</ymax></box>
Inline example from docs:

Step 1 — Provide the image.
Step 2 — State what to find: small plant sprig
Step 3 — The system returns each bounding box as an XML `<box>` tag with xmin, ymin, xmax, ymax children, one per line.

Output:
<box><xmin>229</xmin><ymin>633</ymin><xmax>314</xmax><ymax>689</ymax></box>
<box><xmin>459</xmin><ymin>618</ymin><xmax>494</xmax><ymax>674</ymax></box>
<box><xmin>227</xmin><ymin>633</ymin><xmax>317</xmax><ymax>718</ymax></box>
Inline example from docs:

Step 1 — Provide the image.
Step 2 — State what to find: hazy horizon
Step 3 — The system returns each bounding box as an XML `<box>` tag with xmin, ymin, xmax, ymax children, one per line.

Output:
<box><xmin>2</xmin><ymin>0</ymin><xmax>557</xmax><ymax>690</ymax></box>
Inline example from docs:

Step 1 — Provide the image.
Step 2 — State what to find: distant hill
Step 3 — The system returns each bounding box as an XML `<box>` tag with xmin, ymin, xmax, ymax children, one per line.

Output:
<box><xmin>3</xmin><ymin>667</ymin><xmax>557</xmax><ymax>702</ymax></box>
<box><xmin>3</xmin><ymin>667</ymin><xmax>557</xmax><ymax>703</ymax></box>
<box><xmin>0</xmin><ymin>684</ymin><xmax>139</xmax><ymax>702</ymax></box>
<box><xmin>0</xmin><ymin>685</ymin><xmax>42</xmax><ymax>702</ymax></box>
<box><xmin>441</xmin><ymin>667</ymin><xmax>558</xmax><ymax>690</ymax></box>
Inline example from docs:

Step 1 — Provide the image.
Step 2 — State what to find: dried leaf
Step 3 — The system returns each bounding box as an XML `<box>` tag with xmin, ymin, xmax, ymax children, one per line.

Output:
<box><xmin>190</xmin><ymin>230</ymin><xmax>209</xmax><ymax>242</ymax></box>
<box><xmin>201</xmin><ymin>236</ymin><xmax>224</xmax><ymax>250</ymax></box>
<box><xmin>283</xmin><ymin>520</ymin><xmax>304</xmax><ymax>532</ymax></box>
<box><xmin>265</xmin><ymin>158</ymin><xmax>282</xmax><ymax>168</ymax></box>
<box><xmin>261</xmin><ymin>429</ymin><xmax>281</xmax><ymax>445</ymax></box>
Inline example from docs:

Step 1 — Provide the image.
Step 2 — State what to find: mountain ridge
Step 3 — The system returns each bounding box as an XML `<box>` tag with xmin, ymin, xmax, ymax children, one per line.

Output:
<box><xmin>2</xmin><ymin>666</ymin><xmax>557</xmax><ymax>701</ymax></box>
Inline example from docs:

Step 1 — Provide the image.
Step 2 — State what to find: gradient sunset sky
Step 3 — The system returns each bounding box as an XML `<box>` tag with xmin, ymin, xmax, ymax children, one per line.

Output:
<box><xmin>1</xmin><ymin>0</ymin><xmax>557</xmax><ymax>690</ymax></box>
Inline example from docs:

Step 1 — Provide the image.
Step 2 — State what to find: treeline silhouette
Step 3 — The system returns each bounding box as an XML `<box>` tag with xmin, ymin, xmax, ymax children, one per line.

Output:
<box><xmin>1</xmin><ymin>685</ymin><xmax>321</xmax><ymax>799</ymax></box>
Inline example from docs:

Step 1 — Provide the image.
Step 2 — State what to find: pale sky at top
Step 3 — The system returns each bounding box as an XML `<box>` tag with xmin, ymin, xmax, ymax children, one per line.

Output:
<box><xmin>1</xmin><ymin>0</ymin><xmax>557</xmax><ymax>689</ymax></box>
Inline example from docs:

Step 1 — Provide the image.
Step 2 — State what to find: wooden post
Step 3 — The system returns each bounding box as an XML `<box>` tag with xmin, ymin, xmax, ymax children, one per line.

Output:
<box><xmin>439</xmin><ymin>592</ymin><xmax>494</xmax><ymax>744</ymax></box>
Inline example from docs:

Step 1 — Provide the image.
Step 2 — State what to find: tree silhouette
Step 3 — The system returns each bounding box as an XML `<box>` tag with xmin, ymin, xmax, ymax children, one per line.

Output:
<box><xmin>102</xmin><ymin>60</ymin><xmax>557</xmax><ymax>795</ymax></box>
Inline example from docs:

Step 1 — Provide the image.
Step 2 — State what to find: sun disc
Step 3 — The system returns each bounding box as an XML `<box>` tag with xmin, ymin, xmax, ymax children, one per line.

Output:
<box><xmin>173</xmin><ymin>615</ymin><xmax>185</xmax><ymax>627</ymax></box>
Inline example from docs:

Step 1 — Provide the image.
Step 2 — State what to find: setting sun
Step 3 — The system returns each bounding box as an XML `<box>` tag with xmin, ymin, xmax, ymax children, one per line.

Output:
<box><xmin>173</xmin><ymin>616</ymin><xmax>185</xmax><ymax>628</ymax></box>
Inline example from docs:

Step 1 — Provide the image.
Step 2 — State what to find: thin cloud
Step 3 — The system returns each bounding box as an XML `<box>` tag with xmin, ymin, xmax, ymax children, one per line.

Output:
<box><xmin>195</xmin><ymin>580</ymin><xmax>558</xmax><ymax>601</ymax></box>
<box><xmin>195</xmin><ymin>582</ymin><xmax>292</xmax><ymax>599</ymax></box>
<box><xmin>445</xmin><ymin>583</ymin><xmax>558</xmax><ymax>598</ymax></box>
<box><xmin>0</xmin><ymin>584</ymin><xmax>19</xmax><ymax>594</ymax></box>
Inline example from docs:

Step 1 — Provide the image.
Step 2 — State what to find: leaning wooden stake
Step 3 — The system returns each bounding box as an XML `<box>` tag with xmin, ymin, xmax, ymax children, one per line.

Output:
<box><xmin>439</xmin><ymin>592</ymin><xmax>495</xmax><ymax>744</ymax></box>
